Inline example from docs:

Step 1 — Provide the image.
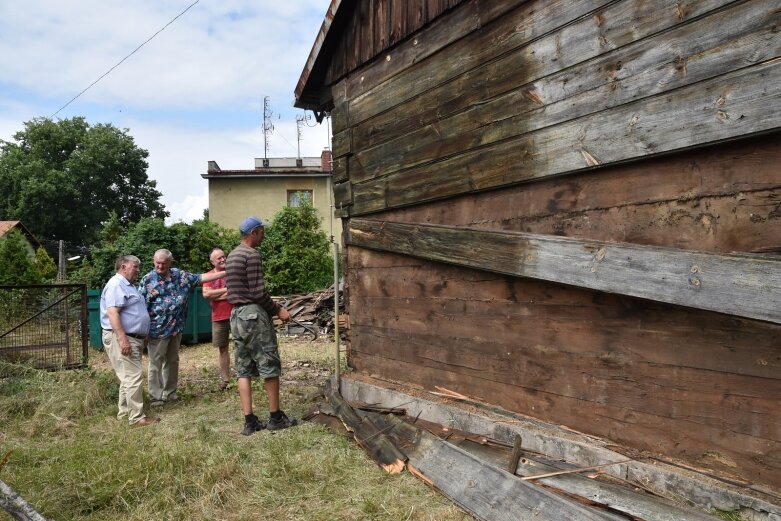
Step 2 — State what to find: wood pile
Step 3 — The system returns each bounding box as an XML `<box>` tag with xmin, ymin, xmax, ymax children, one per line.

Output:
<box><xmin>273</xmin><ymin>284</ymin><xmax>347</xmax><ymax>337</ymax></box>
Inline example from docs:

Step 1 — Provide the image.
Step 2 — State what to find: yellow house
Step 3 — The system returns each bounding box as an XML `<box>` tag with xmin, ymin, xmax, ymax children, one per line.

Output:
<box><xmin>202</xmin><ymin>149</ymin><xmax>342</xmax><ymax>243</ymax></box>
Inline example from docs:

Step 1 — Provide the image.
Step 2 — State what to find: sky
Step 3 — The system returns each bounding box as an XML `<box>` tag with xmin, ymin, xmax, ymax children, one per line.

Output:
<box><xmin>0</xmin><ymin>0</ymin><xmax>332</xmax><ymax>223</ymax></box>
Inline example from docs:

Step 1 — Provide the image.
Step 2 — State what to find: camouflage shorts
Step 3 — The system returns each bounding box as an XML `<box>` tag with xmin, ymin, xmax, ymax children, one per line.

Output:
<box><xmin>230</xmin><ymin>304</ymin><xmax>280</xmax><ymax>379</ymax></box>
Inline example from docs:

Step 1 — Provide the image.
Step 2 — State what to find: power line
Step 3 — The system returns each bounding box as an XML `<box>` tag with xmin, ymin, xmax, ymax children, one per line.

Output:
<box><xmin>50</xmin><ymin>0</ymin><xmax>201</xmax><ymax>118</ymax></box>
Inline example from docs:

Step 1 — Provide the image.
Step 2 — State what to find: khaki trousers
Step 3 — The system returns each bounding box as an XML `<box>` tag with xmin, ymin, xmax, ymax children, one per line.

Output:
<box><xmin>102</xmin><ymin>330</ymin><xmax>145</xmax><ymax>424</ymax></box>
<box><xmin>147</xmin><ymin>335</ymin><xmax>181</xmax><ymax>401</ymax></box>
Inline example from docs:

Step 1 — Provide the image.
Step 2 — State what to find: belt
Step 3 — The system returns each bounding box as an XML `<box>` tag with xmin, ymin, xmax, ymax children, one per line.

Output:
<box><xmin>103</xmin><ymin>329</ymin><xmax>146</xmax><ymax>340</ymax></box>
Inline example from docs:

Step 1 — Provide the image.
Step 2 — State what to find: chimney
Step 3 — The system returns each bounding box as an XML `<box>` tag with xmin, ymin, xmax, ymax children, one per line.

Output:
<box><xmin>207</xmin><ymin>160</ymin><xmax>221</xmax><ymax>173</ymax></box>
<box><xmin>321</xmin><ymin>148</ymin><xmax>332</xmax><ymax>172</ymax></box>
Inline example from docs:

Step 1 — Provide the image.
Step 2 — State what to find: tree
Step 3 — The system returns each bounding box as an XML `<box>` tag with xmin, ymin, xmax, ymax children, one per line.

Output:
<box><xmin>73</xmin><ymin>216</ymin><xmax>240</xmax><ymax>287</ymax></box>
<box><xmin>261</xmin><ymin>202</ymin><xmax>333</xmax><ymax>295</ymax></box>
<box><xmin>0</xmin><ymin>230</ymin><xmax>40</xmax><ymax>284</ymax></box>
<box><xmin>0</xmin><ymin>117</ymin><xmax>168</xmax><ymax>246</ymax></box>
<box><xmin>33</xmin><ymin>247</ymin><xmax>57</xmax><ymax>282</ymax></box>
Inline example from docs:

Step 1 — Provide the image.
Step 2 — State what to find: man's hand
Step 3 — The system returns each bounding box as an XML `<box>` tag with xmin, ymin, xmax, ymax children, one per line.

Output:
<box><xmin>278</xmin><ymin>307</ymin><xmax>291</xmax><ymax>322</ymax></box>
<box><xmin>120</xmin><ymin>338</ymin><xmax>132</xmax><ymax>356</ymax></box>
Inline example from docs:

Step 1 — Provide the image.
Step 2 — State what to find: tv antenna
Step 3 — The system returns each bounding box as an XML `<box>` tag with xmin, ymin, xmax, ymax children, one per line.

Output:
<box><xmin>262</xmin><ymin>96</ymin><xmax>274</xmax><ymax>160</ymax></box>
<box><xmin>296</xmin><ymin>112</ymin><xmax>311</xmax><ymax>159</ymax></box>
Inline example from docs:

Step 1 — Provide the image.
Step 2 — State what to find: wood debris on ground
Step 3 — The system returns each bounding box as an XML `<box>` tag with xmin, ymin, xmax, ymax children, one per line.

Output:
<box><xmin>309</xmin><ymin>391</ymin><xmax>724</xmax><ymax>521</ymax></box>
<box><xmin>272</xmin><ymin>284</ymin><xmax>348</xmax><ymax>339</ymax></box>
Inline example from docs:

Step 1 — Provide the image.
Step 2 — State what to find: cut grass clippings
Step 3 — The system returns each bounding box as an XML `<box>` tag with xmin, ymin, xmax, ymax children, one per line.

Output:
<box><xmin>0</xmin><ymin>336</ymin><xmax>469</xmax><ymax>521</ymax></box>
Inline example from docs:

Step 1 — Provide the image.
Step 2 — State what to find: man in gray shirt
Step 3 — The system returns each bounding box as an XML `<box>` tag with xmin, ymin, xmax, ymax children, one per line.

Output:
<box><xmin>100</xmin><ymin>255</ymin><xmax>160</xmax><ymax>427</ymax></box>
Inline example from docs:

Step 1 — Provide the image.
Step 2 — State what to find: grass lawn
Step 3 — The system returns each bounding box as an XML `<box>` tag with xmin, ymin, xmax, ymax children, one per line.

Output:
<box><xmin>0</xmin><ymin>336</ymin><xmax>469</xmax><ymax>520</ymax></box>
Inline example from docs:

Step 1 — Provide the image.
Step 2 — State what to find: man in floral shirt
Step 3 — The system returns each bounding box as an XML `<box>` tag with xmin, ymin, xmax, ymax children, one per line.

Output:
<box><xmin>139</xmin><ymin>248</ymin><xmax>225</xmax><ymax>406</ymax></box>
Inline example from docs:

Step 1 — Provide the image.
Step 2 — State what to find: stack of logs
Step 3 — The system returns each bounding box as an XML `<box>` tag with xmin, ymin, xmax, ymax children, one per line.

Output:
<box><xmin>273</xmin><ymin>284</ymin><xmax>348</xmax><ymax>337</ymax></box>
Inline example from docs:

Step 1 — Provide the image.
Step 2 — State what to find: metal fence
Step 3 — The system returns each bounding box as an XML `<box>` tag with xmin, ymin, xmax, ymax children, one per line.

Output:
<box><xmin>0</xmin><ymin>284</ymin><xmax>88</xmax><ymax>369</ymax></box>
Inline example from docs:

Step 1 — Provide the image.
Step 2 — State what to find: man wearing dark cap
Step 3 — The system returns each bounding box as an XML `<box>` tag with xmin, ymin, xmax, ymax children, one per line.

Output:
<box><xmin>226</xmin><ymin>216</ymin><xmax>295</xmax><ymax>435</ymax></box>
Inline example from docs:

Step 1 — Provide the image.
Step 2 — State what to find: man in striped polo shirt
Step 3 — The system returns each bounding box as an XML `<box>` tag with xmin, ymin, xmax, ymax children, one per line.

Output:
<box><xmin>225</xmin><ymin>216</ymin><xmax>295</xmax><ymax>435</ymax></box>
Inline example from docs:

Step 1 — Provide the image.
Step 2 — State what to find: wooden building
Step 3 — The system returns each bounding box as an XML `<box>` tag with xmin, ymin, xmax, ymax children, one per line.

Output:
<box><xmin>295</xmin><ymin>0</ymin><xmax>781</xmax><ymax>496</ymax></box>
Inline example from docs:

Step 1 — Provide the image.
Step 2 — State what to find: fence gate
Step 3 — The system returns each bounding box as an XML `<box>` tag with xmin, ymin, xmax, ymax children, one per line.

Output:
<box><xmin>0</xmin><ymin>284</ymin><xmax>88</xmax><ymax>369</ymax></box>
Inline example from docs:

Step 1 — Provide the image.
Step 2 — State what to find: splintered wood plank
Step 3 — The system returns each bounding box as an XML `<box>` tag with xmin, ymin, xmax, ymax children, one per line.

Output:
<box><xmin>348</xmin><ymin>219</ymin><xmax>781</xmax><ymax>324</ymax></box>
<box><xmin>450</xmin><ymin>436</ymin><xmax>721</xmax><ymax>521</ymax></box>
<box><xmin>341</xmin><ymin>377</ymin><xmax>781</xmax><ymax>514</ymax></box>
<box><xmin>368</xmin><ymin>413</ymin><xmax>619</xmax><ymax>521</ymax></box>
<box><xmin>326</xmin><ymin>387</ymin><xmax>406</xmax><ymax>474</ymax></box>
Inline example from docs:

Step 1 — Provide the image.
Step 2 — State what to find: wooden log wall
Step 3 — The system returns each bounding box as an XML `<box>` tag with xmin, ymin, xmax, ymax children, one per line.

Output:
<box><xmin>330</xmin><ymin>0</ymin><xmax>781</xmax><ymax>215</ymax></box>
<box><xmin>323</xmin><ymin>0</ymin><xmax>468</xmax><ymax>86</ymax></box>
<box><xmin>321</xmin><ymin>0</ymin><xmax>781</xmax><ymax>490</ymax></box>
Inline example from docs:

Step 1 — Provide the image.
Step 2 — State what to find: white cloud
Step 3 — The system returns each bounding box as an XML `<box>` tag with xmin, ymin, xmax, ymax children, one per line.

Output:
<box><xmin>0</xmin><ymin>0</ymin><xmax>332</xmax><ymax>224</ymax></box>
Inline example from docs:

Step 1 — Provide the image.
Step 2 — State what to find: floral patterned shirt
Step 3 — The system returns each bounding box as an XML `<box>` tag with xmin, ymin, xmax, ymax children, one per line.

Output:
<box><xmin>138</xmin><ymin>268</ymin><xmax>201</xmax><ymax>339</ymax></box>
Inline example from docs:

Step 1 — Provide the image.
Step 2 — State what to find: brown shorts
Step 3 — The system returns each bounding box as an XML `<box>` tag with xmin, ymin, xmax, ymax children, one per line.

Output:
<box><xmin>212</xmin><ymin>319</ymin><xmax>230</xmax><ymax>348</ymax></box>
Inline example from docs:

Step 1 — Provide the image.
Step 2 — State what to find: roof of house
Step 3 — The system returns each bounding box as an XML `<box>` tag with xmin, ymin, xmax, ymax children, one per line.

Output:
<box><xmin>0</xmin><ymin>221</ymin><xmax>42</xmax><ymax>249</ymax></box>
<box><xmin>202</xmin><ymin>154</ymin><xmax>333</xmax><ymax>180</ymax></box>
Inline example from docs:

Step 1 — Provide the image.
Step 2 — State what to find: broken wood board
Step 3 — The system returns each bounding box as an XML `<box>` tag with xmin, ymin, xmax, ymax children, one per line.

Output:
<box><xmin>332</xmin><ymin>402</ymin><xmax>620</xmax><ymax>520</ymax></box>
<box><xmin>340</xmin><ymin>376</ymin><xmax>781</xmax><ymax>518</ymax></box>
<box><xmin>415</xmin><ymin>419</ymin><xmax>721</xmax><ymax>521</ymax></box>
<box><xmin>324</xmin><ymin>385</ymin><xmax>405</xmax><ymax>474</ymax></box>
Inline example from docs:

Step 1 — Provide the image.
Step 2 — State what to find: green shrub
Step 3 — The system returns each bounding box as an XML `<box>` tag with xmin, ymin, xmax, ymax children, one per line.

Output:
<box><xmin>261</xmin><ymin>202</ymin><xmax>333</xmax><ymax>295</ymax></box>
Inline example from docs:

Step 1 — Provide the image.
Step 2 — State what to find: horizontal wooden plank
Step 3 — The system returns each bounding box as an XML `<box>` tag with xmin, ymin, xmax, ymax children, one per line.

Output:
<box><xmin>342</xmin><ymin>281</ymin><xmax>781</xmax><ymax>380</ymax></box>
<box><xmin>348</xmin><ymin>0</ymin><xmax>610</xmax><ymax>126</ymax></box>
<box><xmin>365</xmin><ymin>132</ymin><xmax>781</xmax><ymax>255</ymax></box>
<box><xmin>350</xmin><ymin>57</ymin><xmax>781</xmax><ymax>214</ymax></box>
<box><xmin>348</xmin><ymin>323</ymin><xmax>780</xmax><ymax>439</ymax></box>
<box><xmin>347</xmin><ymin>219</ymin><xmax>781</xmax><ymax>324</ymax></box>
<box><xmin>349</xmin><ymin>0</ymin><xmax>781</xmax><ymax>182</ymax></box>
<box><xmin>332</xmin><ymin>128</ymin><xmax>351</xmax><ymax>158</ymax></box>
<box><xmin>347</xmin><ymin>0</ymin><xmax>735</xmax><ymax>129</ymax></box>
<box><xmin>331</xmin><ymin>155</ymin><xmax>348</xmax><ymax>183</ymax></box>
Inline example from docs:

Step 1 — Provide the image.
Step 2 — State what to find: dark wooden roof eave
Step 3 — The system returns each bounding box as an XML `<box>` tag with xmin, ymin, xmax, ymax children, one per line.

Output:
<box><xmin>294</xmin><ymin>0</ymin><xmax>350</xmax><ymax>114</ymax></box>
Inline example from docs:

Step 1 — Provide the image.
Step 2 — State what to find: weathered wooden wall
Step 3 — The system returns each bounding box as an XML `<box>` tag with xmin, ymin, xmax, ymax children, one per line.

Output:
<box><xmin>318</xmin><ymin>0</ymin><xmax>781</xmax><ymax>490</ymax></box>
<box><xmin>322</xmin><ymin>0</ymin><xmax>468</xmax><ymax>86</ymax></box>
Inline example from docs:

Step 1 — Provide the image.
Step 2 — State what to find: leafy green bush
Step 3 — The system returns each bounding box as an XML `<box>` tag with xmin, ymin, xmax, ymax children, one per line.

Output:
<box><xmin>261</xmin><ymin>202</ymin><xmax>333</xmax><ymax>295</ymax></box>
<box><xmin>71</xmin><ymin>214</ymin><xmax>240</xmax><ymax>286</ymax></box>
<box><xmin>0</xmin><ymin>229</ymin><xmax>41</xmax><ymax>284</ymax></box>
<box><xmin>33</xmin><ymin>246</ymin><xmax>57</xmax><ymax>281</ymax></box>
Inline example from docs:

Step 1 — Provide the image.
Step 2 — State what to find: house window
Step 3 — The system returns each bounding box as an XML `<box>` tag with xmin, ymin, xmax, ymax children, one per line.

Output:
<box><xmin>287</xmin><ymin>190</ymin><xmax>313</xmax><ymax>207</ymax></box>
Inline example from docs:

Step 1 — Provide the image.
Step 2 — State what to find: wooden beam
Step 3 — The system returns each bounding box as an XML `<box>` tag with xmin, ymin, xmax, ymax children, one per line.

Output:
<box><xmin>347</xmin><ymin>219</ymin><xmax>781</xmax><ymax>324</ymax></box>
<box><xmin>371</xmin><ymin>413</ymin><xmax>619</xmax><ymax>521</ymax></box>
